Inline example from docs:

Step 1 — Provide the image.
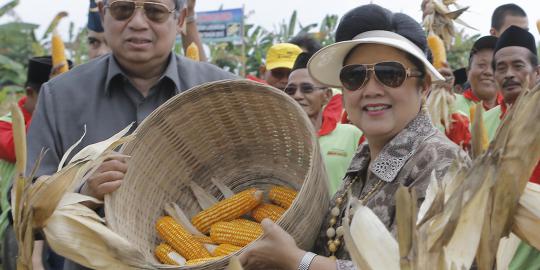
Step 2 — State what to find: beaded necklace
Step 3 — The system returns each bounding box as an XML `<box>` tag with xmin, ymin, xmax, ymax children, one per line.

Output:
<box><xmin>326</xmin><ymin>170</ymin><xmax>385</xmax><ymax>259</ymax></box>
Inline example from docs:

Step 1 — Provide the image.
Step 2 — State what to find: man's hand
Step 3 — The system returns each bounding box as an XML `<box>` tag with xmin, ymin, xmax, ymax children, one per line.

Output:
<box><xmin>80</xmin><ymin>153</ymin><xmax>128</xmax><ymax>207</ymax></box>
<box><xmin>436</xmin><ymin>62</ymin><xmax>455</xmax><ymax>92</ymax></box>
<box><xmin>49</xmin><ymin>63</ymin><xmax>67</xmax><ymax>78</ymax></box>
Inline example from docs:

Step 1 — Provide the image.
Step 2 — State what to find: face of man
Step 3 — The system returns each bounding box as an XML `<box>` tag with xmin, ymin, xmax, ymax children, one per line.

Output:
<box><xmin>87</xmin><ymin>30</ymin><xmax>111</xmax><ymax>59</ymax></box>
<box><xmin>494</xmin><ymin>46</ymin><xmax>539</xmax><ymax>105</ymax></box>
<box><xmin>492</xmin><ymin>15</ymin><xmax>529</xmax><ymax>37</ymax></box>
<box><xmin>263</xmin><ymin>67</ymin><xmax>292</xmax><ymax>90</ymax></box>
<box><xmin>100</xmin><ymin>0</ymin><xmax>183</xmax><ymax>67</ymax></box>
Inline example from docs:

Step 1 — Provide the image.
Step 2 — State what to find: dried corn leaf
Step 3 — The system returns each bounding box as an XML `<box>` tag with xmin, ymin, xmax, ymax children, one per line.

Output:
<box><xmin>211</xmin><ymin>177</ymin><xmax>235</xmax><ymax>199</ymax></box>
<box><xmin>417</xmin><ymin>171</ymin><xmax>444</xmax><ymax>226</ymax></box>
<box><xmin>10</xmin><ymin>103</ymin><xmax>26</xmax><ymax>177</ymax></box>
<box><xmin>343</xmin><ymin>198</ymin><xmax>400</xmax><ymax>270</ymax></box>
<box><xmin>190</xmin><ymin>182</ymin><xmax>218</xmax><ymax>210</ymax></box>
<box><xmin>496</xmin><ymin>234</ymin><xmax>521</xmax><ymax>270</ymax></box>
<box><xmin>68</xmin><ymin>123</ymin><xmax>134</xmax><ymax>165</ymax></box>
<box><xmin>58</xmin><ymin>125</ymin><xmax>87</xmax><ymax>171</ymax></box>
<box><xmin>442</xmin><ymin>169</ymin><xmax>491</xmax><ymax>269</ymax></box>
<box><xmin>395</xmin><ymin>185</ymin><xmax>414</xmax><ymax>269</ymax></box>
<box><xmin>477</xmin><ymin>83</ymin><xmax>540</xmax><ymax>269</ymax></box>
<box><xmin>512</xmin><ymin>183</ymin><xmax>540</xmax><ymax>250</ymax></box>
<box><xmin>164</xmin><ymin>202</ymin><xmax>204</xmax><ymax>236</ymax></box>
<box><xmin>43</xmin><ymin>193</ymin><xmax>150</xmax><ymax>270</ymax></box>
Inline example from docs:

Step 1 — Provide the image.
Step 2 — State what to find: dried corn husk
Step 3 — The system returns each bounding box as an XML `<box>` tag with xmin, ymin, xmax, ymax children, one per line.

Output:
<box><xmin>225</xmin><ymin>256</ymin><xmax>244</xmax><ymax>270</ymax></box>
<box><xmin>212</xmin><ymin>177</ymin><xmax>235</xmax><ymax>199</ymax></box>
<box><xmin>421</xmin><ymin>0</ymin><xmax>474</xmax><ymax>48</ymax></box>
<box><xmin>477</xmin><ymin>83</ymin><xmax>540</xmax><ymax>269</ymax></box>
<box><xmin>496</xmin><ymin>234</ymin><xmax>521</xmax><ymax>270</ymax></box>
<box><xmin>512</xmin><ymin>182</ymin><xmax>540</xmax><ymax>250</ymax></box>
<box><xmin>395</xmin><ymin>185</ymin><xmax>417</xmax><ymax>270</ymax></box>
<box><xmin>426</xmin><ymin>86</ymin><xmax>456</xmax><ymax>140</ymax></box>
<box><xmin>190</xmin><ymin>182</ymin><xmax>219</xmax><ymax>210</ymax></box>
<box><xmin>343</xmin><ymin>197</ymin><xmax>400</xmax><ymax>270</ymax></box>
<box><xmin>163</xmin><ymin>202</ymin><xmax>204</xmax><ymax>236</ymax></box>
<box><xmin>43</xmin><ymin>193</ymin><xmax>150</xmax><ymax>269</ymax></box>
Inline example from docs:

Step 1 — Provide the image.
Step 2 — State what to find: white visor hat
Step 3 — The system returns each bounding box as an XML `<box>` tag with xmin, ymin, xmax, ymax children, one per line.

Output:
<box><xmin>308</xmin><ymin>30</ymin><xmax>445</xmax><ymax>88</ymax></box>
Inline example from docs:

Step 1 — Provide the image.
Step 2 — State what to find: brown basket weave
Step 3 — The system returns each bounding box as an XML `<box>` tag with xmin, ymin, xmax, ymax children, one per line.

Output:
<box><xmin>104</xmin><ymin>79</ymin><xmax>329</xmax><ymax>269</ymax></box>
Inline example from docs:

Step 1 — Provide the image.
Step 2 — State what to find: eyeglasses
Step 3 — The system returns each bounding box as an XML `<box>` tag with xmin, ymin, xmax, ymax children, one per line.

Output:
<box><xmin>105</xmin><ymin>0</ymin><xmax>175</xmax><ymax>23</ymax></box>
<box><xmin>284</xmin><ymin>83</ymin><xmax>327</xmax><ymax>95</ymax></box>
<box><xmin>339</xmin><ymin>61</ymin><xmax>423</xmax><ymax>91</ymax></box>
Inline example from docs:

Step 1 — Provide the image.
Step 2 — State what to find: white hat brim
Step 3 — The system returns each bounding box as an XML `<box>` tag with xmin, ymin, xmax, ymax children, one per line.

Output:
<box><xmin>308</xmin><ymin>30</ymin><xmax>445</xmax><ymax>88</ymax></box>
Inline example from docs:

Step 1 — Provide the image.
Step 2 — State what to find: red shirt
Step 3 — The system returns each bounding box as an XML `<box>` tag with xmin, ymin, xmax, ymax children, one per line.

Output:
<box><xmin>319</xmin><ymin>94</ymin><xmax>343</xmax><ymax>136</ymax></box>
<box><xmin>0</xmin><ymin>96</ymin><xmax>32</xmax><ymax>162</ymax></box>
<box><xmin>462</xmin><ymin>88</ymin><xmax>504</xmax><ymax>111</ymax></box>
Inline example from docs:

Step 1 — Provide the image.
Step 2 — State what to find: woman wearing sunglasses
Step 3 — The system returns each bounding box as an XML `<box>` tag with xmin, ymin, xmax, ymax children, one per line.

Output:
<box><xmin>239</xmin><ymin>4</ymin><xmax>467</xmax><ymax>270</ymax></box>
<box><xmin>286</xmin><ymin>52</ymin><xmax>362</xmax><ymax>196</ymax></box>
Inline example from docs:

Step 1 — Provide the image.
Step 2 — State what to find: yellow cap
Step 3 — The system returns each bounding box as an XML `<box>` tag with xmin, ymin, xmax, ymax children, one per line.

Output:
<box><xmin>265</xmin><ymin>43</ymin><xmax>303</xmax><ymax>70</ymax></box>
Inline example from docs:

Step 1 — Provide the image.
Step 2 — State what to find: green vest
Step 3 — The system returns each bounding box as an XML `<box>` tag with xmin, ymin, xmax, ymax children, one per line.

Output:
<box><xmin>454</xmin><ymin>94</ymin><xmax>475</xmax><ymax>118</ymax></box>
<box><xmin>483</xmin><ymin>105</ymin><xmax>502</xmax><ymax>141</ymax></box>
<box><xmin>319</xmin><ymin>124</ymin><xmax>362</xmax><ymax>195</ymax></box>
<box><xmin>0</xmin><ymin>112</ymin><xmax>15</xmax><ymax>223</ymax></box>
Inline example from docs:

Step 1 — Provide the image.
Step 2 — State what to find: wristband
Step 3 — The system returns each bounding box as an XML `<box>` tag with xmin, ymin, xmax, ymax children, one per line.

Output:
<box><xmin>298</xmin><ymin>252</ymin><xmax>317</xmax><ymax>270</ymax></box>
<box><xmin>185</xmin><ymin>14</ymin><xmax>196</xmax><ymax>24</ymax></box>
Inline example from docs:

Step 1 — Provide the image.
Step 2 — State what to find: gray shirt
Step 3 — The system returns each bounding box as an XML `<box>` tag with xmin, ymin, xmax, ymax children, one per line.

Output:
<box><xmin>27</xmin><ymin>53</ymin><xmax>236</xmax><ymax>177</ymax></box>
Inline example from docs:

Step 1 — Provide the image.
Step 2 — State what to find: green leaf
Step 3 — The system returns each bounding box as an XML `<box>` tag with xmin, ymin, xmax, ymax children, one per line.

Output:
<box><xmin>0</xmin><ymin>0</ymin><xmax>19</xmax><ymax>18</ymax></box>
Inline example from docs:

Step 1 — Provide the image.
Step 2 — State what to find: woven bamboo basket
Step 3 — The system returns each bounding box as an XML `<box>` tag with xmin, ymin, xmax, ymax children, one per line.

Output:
<box><xmin>104</xmin><ymin>79</ymin><xmax>330</xmax><ymax>269</ymax></box>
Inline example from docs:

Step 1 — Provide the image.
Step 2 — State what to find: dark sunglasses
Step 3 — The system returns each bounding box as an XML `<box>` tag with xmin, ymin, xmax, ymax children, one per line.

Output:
<box><xmin>339</xmin><ymin>61</ymin><xmax>423</xmax><ymax>91</ymax></box>
<box><xmin>284</xmin><ymin>83</ymin><xmax>327</xmax><ymax>95</ymax></box>
<box><xmin>105</xmin><ymin>0</ymin><xmax>175</xmax><ymax>23</ymax></box>
<box><xmin>270</xmin><ymin>69</ymin><xmax>291</xmax><ymax>80</ymax></box>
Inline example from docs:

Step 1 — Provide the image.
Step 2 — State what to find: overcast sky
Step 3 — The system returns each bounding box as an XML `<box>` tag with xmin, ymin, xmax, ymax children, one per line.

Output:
<box><xmin>2</xmin><ymin>0</ymin><xmax>540</xmax><ymax>42</ymax></box>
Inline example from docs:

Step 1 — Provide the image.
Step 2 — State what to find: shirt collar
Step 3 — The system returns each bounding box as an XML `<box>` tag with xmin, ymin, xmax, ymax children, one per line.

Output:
<box><xmin>104</xmin><ymin>53</ymin><xmax>181</xmax><ymax>95</ymax></box>
<box><xmin>346</xmin><ymin>109</ymin><xmax>437</xmax><ymax>182</ymax></box>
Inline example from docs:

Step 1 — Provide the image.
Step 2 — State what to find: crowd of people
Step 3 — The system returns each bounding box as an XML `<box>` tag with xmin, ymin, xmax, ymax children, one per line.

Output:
<box><xmin>0</xmin><ymin>0</ymin><xmax>538</xmax><ymax>269</ymax></box>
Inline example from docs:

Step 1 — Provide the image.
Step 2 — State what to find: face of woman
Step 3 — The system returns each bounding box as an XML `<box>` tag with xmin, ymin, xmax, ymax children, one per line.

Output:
<box><xmin>342</xmin><ymin>44</ymin><xmax>427</xmax><ymax>140</ymax></box>
<box><xmin>286</xmin><ymin>68</ymin><xmax>332</xmax><ymax>118</ymax></box>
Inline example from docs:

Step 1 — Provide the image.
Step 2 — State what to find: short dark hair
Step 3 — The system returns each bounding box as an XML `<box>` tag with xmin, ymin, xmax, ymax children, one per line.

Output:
<box><xmin>336</xmin><ymin>4</ymin><xmax>427</xmax><ymax>84</ymax></box>
<box><xmin>289</xmin><ymin>34</ymin><xmax>322</xmax><ymax>54</ymax></box>
<box><xmin>491</xmin><ymin>4</ymin><xmax>527</xmax><ymax>31</ymax></box>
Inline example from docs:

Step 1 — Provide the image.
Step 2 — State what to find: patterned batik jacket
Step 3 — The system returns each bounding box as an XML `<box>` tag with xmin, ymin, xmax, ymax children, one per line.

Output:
<box><xmin>312</xmin><ymin>109</ymin><xmax>469</xmax><ymax>270</ymax></box>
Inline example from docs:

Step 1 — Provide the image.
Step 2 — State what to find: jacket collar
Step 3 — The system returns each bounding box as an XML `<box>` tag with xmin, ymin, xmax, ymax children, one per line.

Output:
<box><xmin>346</xmin><ymin>109</ymin><xmax>437</xmax><ymax>182</ymax></box>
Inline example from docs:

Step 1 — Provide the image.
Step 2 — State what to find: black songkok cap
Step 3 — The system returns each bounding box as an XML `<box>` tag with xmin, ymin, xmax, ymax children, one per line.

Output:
<box><xmin>292</xmin><ymin>52</ymin><xmax>314</xmax><ymax>72</ymax></box>
<box><xmin>453</xmin><ymin>67</ymin><xmax>467</xmax><ymax>86</ymax></box>
<box><xmin>469</xmin><ymin>36</ymin><xmax>498</xmax><ymax>60</ymax></box>
<box><xmin>27</xmin><ymin>56</ymin><xmax>53</xmax><ymax>87</ymax></box>
<box><xmin>494</xmin><ymin>25</ymin><xmax>537</xmax><ymax>56</ymax></box>
<box><xmin>88</xmin><ymin>0</ymin><xmax>104</xmax><ymax>32</ymax></box>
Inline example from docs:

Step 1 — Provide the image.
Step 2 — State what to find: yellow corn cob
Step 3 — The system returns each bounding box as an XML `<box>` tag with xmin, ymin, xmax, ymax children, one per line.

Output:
<box><xmin>186</xmin><ymin>42</ymin><xmax>200</xmax><ymax>61</ymax></box>
<box><xmin>212</xmin><ymin>244</ymin><xmax>242</xmax><ymax>256</ymax></box>
<box><xmin>154</xmin><ymin>243</ymin><xmax>186</xmax><ymax>266</ymax></box>
<box><xmin>186</xmin><ymin>256</ymin><xmax>225</xmax><ymax>266</ymax></box>
<box><xmin>210</xmin><ymin>220</ymin><xmax>263</xmax><ymax>247</ymax></box>
<box><xmin>427</xmin><ymin>33</ymin><xmax>447</xmax><ymax>69</ymax></box>
<box><xmin>469</xmin><ymin>105</ymin><xmax>489</xmax><ymax>153</ymax></box>
<box><xmin>193</xmin><ymin>234</ymin><xmax>215</xmax><ymax>244</ymax></box>
<box><xmin>269</xmin><ymin>186</ymin><xmax>297</xmax><ymax>209</ymax></box>
<box><xmin>156</xmin><ymin>216</ymin><xmax>211</xmax><ymax>260</ymax></box>
<box><xmin>192</xmin><ymin>188</ymin><xmax>263</xmax><ymax>233</ymax></box>
<box><xmin>51</xmin><ymin>29</ymin><xmax>69</xmax><ymax>75</ymax></box>
<box><xmin>252</xmin><ymin>203</ymin><xmax>286</xmax><ymax>222</ymax></box>
<box><xmin>537</xmin><ymin>19</ymin><xmax>540</xmax><ymax>34</ymax></box>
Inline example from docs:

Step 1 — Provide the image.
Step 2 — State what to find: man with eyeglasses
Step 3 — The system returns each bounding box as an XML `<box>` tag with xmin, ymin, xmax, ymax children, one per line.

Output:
<box><xmin>258</xmin><ymin>43</ymin><xmax>303</xmax><ymax>90</ymax></box>
<box><xmin>24</xmin><ymin>1</ymin><xmax>235</xmax><ymax>269</ymax></box>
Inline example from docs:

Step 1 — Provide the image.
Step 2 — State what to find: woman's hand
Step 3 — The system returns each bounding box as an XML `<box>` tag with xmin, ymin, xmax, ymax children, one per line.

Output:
<box><xmin>436</xmin><ymin>62</ymin><xmax>455</xmax><ymax>92</ymax></box>
<box><xmin>239</xmin><ymin>219</ymin><xmax>305</xmax><ymax>270</ymax></box>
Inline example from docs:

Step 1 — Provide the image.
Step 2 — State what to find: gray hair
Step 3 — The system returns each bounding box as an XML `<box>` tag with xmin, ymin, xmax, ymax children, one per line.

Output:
<box><xmin>102</xmin><ymin>0</ymin><xmax>186</xmax><ymax>11</ymax></box>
